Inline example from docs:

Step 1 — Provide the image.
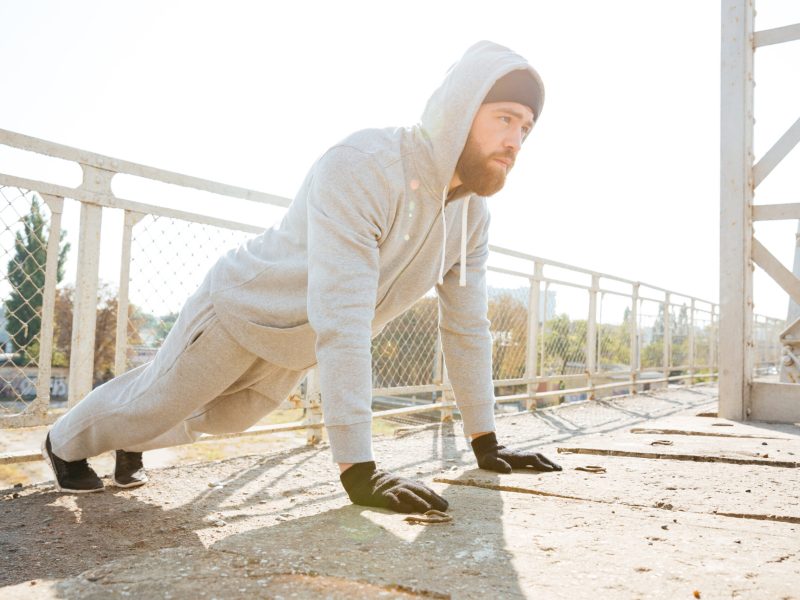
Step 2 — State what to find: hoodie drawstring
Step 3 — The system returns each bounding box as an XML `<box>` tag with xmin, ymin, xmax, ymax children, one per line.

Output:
<box><xmin>437</xmin><ymin>186</ymin><xmax>470</xmax><ymax>288</ymax></box>
<box><xmin>437</xmin><ymin>186</ymin><xmax>448</xmax><ymax>285</ymax></box>
<box><xmin>459</xmin><ymin>195</ymin><xmax>470</xmax><ymax>287</ymax></box>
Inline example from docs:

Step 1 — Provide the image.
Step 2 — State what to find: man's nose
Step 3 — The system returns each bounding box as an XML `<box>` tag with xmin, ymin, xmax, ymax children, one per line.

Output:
<box><xmin>503</xmin><ymin>131</ymin><xmax>523</xmax><ymax>153</ymax></box>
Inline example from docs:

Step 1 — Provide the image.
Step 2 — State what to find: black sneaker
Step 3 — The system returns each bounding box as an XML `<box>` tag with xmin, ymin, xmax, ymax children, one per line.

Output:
<box><xmin>113</xmin><ymin>450</ymin><xmax>148</xmax><ymax>488</ymax></box>
<box><xmin>41</xmin><ymin>433</ymin><xmax>104</xmax><ymax>493</ymax></box>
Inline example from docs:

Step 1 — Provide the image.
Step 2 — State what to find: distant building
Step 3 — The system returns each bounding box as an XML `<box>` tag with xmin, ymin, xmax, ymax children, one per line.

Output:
<box><xmin>0</xmin><ymin>305</ymin><xmax>13</xmax><ymax>353</ymax></box>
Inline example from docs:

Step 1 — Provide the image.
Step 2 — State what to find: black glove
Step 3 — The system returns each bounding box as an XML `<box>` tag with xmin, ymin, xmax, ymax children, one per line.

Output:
<box><xmin>471</xmin><ymin>432</ymin><xmax>562</xmax><ymax>474</ymax></box>
<box><xmin>340</xmin><ymin>461</ymin><xmax>449</xmax><ymax>514</ymax></box>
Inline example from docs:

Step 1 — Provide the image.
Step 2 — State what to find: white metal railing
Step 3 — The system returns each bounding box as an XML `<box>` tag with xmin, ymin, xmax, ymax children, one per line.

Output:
<box><xmin>0</xmin><ymin>128</ymin><xmax>784</xmax><ymax>464</ymax></box>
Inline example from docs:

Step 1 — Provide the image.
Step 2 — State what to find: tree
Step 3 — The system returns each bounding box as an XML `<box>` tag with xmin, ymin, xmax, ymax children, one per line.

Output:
<box><xmin>4</xmin><ymin>196</ymin><xmax>69</xmax><ymax>360</ymax></box>
<box><xmin>53</xmin><ymin>283</ymin><xmax>146</xmax><ymax>386</ymax></box>
<box><xmin>543</xmin><ymin>314</ymin><xmax>587</xmax><ymax>376</ymax></box>
<box><xmin>487</xmin><ymin>293</ymin><xmax>528</xmax><ymax>381</ymax></box>
<box><xmin>372</xmin><ymin>297</ymin><xmax>439</xmax><ymax>388</ymax></box>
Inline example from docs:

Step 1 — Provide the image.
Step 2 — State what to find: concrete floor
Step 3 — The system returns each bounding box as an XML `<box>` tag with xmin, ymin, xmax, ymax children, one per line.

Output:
<box><xmin>1</xmin><ymin>384</ymin><xmax>798</xmax><ymax>599</ymax></box>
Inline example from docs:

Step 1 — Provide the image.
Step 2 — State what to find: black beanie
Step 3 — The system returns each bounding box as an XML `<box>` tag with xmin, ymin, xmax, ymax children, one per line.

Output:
<box><xmin>482</xmin><ymin>69</ymin><xmax>542</xmax><ymax>118</ymax></box>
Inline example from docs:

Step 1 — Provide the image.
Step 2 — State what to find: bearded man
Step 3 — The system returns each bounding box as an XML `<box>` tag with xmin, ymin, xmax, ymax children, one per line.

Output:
<box><xmin>43</xmin><ymin>40</ymin><xmax>562</xmax><ymax>513</ymax></box>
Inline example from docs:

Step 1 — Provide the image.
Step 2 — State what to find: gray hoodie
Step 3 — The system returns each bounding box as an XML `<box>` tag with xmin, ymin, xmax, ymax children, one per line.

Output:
<box><xmin>208</xmin><ymin>41</ymin><xmax>544</xmax><ymax>463</ymax></box>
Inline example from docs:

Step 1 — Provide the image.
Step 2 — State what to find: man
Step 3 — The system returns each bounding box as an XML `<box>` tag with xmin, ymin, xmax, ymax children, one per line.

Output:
<box><xmin>42</xmin><ymin>40</ymin><xmax>562</xmax><ymax>514</ymax></box>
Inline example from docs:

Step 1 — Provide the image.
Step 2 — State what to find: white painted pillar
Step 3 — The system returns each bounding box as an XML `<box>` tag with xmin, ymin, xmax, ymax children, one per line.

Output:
<box><xmin>67</xmin><ymin>203</ymin><xmax>102</xmax><ymax>407</ymax></box>
<box><xmin>719</xmin><ymin>0</ymin><xmax>755</xmax><ymax>420</ymax></box>
<box><xmin>114</xmin><ymin>210</ymin><xmax>144</xmax><ymax>377</ymax></box>
<box><xmin>33</xmin><ymin>194</ymin><xmax>64</xmax><ymax>416</ymax></box>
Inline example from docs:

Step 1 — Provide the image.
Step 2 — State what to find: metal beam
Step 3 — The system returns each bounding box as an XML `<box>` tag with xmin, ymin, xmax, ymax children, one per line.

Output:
<box><xmin>754</xmin><ymin>23</ymin><xmax>800</xmax><ymax>47</ymax></box>
<box><xmin>0</xmin><ymin>128</ymin><xmax>291</xmax><ymax>208</ymax></box>
<box><xmin>0</xmin><ymin>172</ymin><xmax>264</xmax><ymax>235</ymax></box>
<box><xmin>753</xmin><ymin>203</ymin><xmax>800</xmax><ymax>221</ymax></box>
<box><xmin>750</xmin><ymin>382</ymin><xmax>800</xmax><ymax>422</ymax></box>
<box><xmin>752</xmin><ymin>238</ymin><xmax>800</xmax><ymax>305</ymax></box>
<box><xmin>753</xmin><ymin>116</ymin><xmax>800</xmax><ymax>188</ymax></box>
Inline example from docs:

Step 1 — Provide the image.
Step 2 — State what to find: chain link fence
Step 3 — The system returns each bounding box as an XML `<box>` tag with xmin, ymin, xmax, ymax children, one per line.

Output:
<box><xmin>0</xmin><ymin>187</ymin><xmax>61</xmax><ymax>419</ymax></box>
<box><xmin>753</xmin><ymin>314</ymin><xmax>785</xmax><ymax>378</ymax></box>
<box><xmin>123</xmin><ymin>215</ymin><xmax>252</xmax><ymax>372</ymax></box>
<box><xmin>0</xmin><ymin>180</ymin><xmax>787</xmax><ymax>431</ymax></box>
<box><xmin>0</xmin><ymin>156</ymin><xmax>787</xmax><ymax>434</ymax></box>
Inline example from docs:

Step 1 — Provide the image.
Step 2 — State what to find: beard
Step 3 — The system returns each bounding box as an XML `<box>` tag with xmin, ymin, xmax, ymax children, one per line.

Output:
<box><xmin>453</xmin><ymin>134</ymin><xmax>514</xmax><ymax>197</ymax></box>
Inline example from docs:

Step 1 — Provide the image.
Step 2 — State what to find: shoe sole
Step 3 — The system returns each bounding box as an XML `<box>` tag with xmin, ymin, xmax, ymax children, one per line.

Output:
<box><xmin>40</xmin><ymin>438</ymin><xmax>104</xmax><ymax>494</ymax></box>
<box><xmin>109</xmin><ymin>451</ymin><xmax>148</xmax><ymax>488</ymax></box>
<box><xmin>111</xmin><ymin>477</ymin><xmax>148</xmax><ymax>489</ymax></box>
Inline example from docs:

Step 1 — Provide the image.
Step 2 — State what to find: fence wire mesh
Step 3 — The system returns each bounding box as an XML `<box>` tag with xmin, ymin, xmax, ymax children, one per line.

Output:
<box><xmin>639</xmin><ymin>298</ymin><xmax>665</xmax><ymax>371</ymax></box>
<box><xmin>371</xmin><ymin>293</ymin><xmax>439</xmax><ymax>389</ymax></box>
<box><xmin>753</xmin><ymin>315</ymin><xmax>784</xmax><ymax>378</ymax></box>
<box><xmin>124</xmin><ymin>214</ymin><xmax>254</xmax><ymax>371</ymax></box>
<box><xmin>667</xmin><ymin>301</ymin><xmax>684</xmax><ymax>369</ymax></box>
<box><xmin>693</xmin><ymin>308</ymin><xmax>715</xmax><ymax>372</ymax></box>
<box><xmin>597</xmin><ymin>292</ymin><xmax>632</xmax><ymax>372</ymax></box>
<box><xmin>541</xmin><ymin>283</ymin><xmax>588</xmax><ymax>378</ymax></box>
<box><xmin>488</xmin><ymin>282</ymin><xmax>529</xmax><ymax>382</ymax></box>
<box><xmin>0</xmin><ymin>189</ymin><xmax>786</xmax><ymax>430</ymax></box>
<box><xmin>0</xmin><ymin>187</ymin><xmax>58</xmax><ymax>417</ymax></box>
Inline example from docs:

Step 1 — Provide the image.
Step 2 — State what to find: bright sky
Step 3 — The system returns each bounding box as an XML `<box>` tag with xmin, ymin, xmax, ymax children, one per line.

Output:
<box><xmin>1</xmin><ymin>1</ymin><xmax>799</xmax><ymax>320</ymax></box>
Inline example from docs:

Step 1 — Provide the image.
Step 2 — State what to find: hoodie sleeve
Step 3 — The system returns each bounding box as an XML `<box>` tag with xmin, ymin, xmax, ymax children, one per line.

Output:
<box><xmin>306</xmin><ymin>146</ymin><xmax>389</xmax><ymax>464</ymax></box>
<box><xmin>436</xmin><ymin>210</ymin><xmax>496</xmax><ymax>437</ymax></box>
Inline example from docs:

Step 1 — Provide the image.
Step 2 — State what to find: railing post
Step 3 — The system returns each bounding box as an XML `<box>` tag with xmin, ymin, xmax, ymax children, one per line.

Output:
<box><xmin>663</xmin><ymin>292</ymin><xmax>671</xmax><ymax>386</ymax></box>
<box><xmin>630</xmin><ymin>283</ymin><xmax>640</xmax><ymax>395</ymax></box>
<box><xmin>441</xmin><ymin>361</ymin><xmax>455</xmax><ymax>422</ymax></box>
<box><xmin>114</xmin><ymin>210</ymin><xmax>145</xmax><ymax>376</ymax></box>
<box><xmin>67</xmin><ymin>202</ymin><xmax>102</xmax><ymax>407</ymax></box>
<box><xmin>525</xmin><ymin>261</ymin><xmax>543</xmax><ymax>410</ymax></box>
<box><xmin>689</xmin><ymin>299</ymin><xmax>696</xmax><ymax>384</ymax></box>
<box><xmin>33</xmin><ymin>194</ymin><xmax>64</xmax><ymax>417</ymax></box>
<box><xmin>303</xmin><ymin>368</ymin><xmax>322</xmax><ymax>444</ymax></box>
<box><xmin>434</xmin><ymin>332</ymin><xmax>453</xmax><ymax>421</ymax></box>
<box><xmin>710</xmin><ymin>304</ymin><xmax>718</xmax><ymax>375</ymax></box>
<box><xmin>586</xmin><ymin>274</ymin><xmax>599</xmax><ymax>399</ymax></box>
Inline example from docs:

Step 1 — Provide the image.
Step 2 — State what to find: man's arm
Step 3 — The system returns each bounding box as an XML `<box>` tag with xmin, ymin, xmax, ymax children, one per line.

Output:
<box><xmin>436</xmin><ymin>206</ymin><xmax>560</xmax><ymax>473</ymax></box>
<box><xmin>307</xmin><ymin>146</ymin><xmax>385</xmax><ymax>466</ymax></box>
<box><xmin>307</xmin><ymin>147</ymin><xmax>448</xmax><ymax>512</ymax></box>
<box><xmin>436</xmin><ymin>208</ymin><xmax>497</xmax><ymax>439</ymax></box>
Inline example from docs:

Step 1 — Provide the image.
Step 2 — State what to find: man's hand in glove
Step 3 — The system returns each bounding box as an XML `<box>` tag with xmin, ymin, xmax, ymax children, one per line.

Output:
<box><xmin>471</xmin><ymin>432</ymin><xmax>562</xmax><ymax>474</ymax></box>
<box><xmin>340</xmin><ymin>461</ymin><xmax>448</xmax><ymax>514</ymax></box>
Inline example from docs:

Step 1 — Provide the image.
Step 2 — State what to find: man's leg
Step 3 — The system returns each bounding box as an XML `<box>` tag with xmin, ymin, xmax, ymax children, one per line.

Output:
<box><xmin>48</xmin><ymin>274</ymin><xmax>257</xmax><ymax>461</ymax></box>
<box><xmin>48</xmin><ymin>317</ymin><xmax>257</xmax><ymax>462</ymax></box>
<box><xmin>176</xmin><ymin>362</ymin><xmax>307</xmax><ymax>437</ymax></box>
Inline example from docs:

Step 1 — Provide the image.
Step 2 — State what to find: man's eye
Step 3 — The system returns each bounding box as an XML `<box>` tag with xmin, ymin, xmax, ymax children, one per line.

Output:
<box><xmin>499</xmin><ymin>116</ymin><xmax>511</xmax><ymax>124</ymax></box>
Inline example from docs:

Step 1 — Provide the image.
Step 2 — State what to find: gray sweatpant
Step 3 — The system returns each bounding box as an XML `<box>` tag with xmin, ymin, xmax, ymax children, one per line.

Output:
<box><xmin>50</xmin><ymin>279</ymin><xmax>306</xmax><ymax>462</ymax></box>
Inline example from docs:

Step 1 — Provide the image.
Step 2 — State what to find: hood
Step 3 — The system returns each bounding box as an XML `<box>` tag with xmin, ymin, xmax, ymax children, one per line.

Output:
<box><xmin>417</xmin><ymin>40</ymin><xmax>545</xmax><ymax>195</ymax></box>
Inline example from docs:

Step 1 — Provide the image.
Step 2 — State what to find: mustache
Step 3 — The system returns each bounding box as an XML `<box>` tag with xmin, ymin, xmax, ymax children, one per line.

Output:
<box><xmin>489</xmin><ymin>150</ymin><xmax>516</xmax><ymax>168</ymax></box>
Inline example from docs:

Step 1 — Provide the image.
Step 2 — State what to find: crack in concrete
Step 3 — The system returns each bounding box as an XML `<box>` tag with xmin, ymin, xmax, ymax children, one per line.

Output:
<box><xmin>629</xmin><ymin>428</ymin><xmax>792</xmax><ymax>440</ymax></box>
<box><xmin>434</xmin><ymin>477</ymin><xmax>800</xmax><ymax>526</ymax></box>
<box><xmin>556</xmin><ymin>447</ymin><xmax>800</xmax><ymax>468</ymax></box>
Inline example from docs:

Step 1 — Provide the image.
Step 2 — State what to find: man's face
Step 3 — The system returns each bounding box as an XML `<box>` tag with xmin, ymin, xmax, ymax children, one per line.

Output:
<box><xmin>454</xmin><ymin>101</ymin><xmax>535</xmax><ymax>196</ymax></box>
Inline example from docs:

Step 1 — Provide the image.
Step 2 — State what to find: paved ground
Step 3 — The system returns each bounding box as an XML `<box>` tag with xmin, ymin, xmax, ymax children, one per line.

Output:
<box><xmin>1</xmin><ymin>384</ymin><xmax>798</xmax><ymax>599</ymax></box>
